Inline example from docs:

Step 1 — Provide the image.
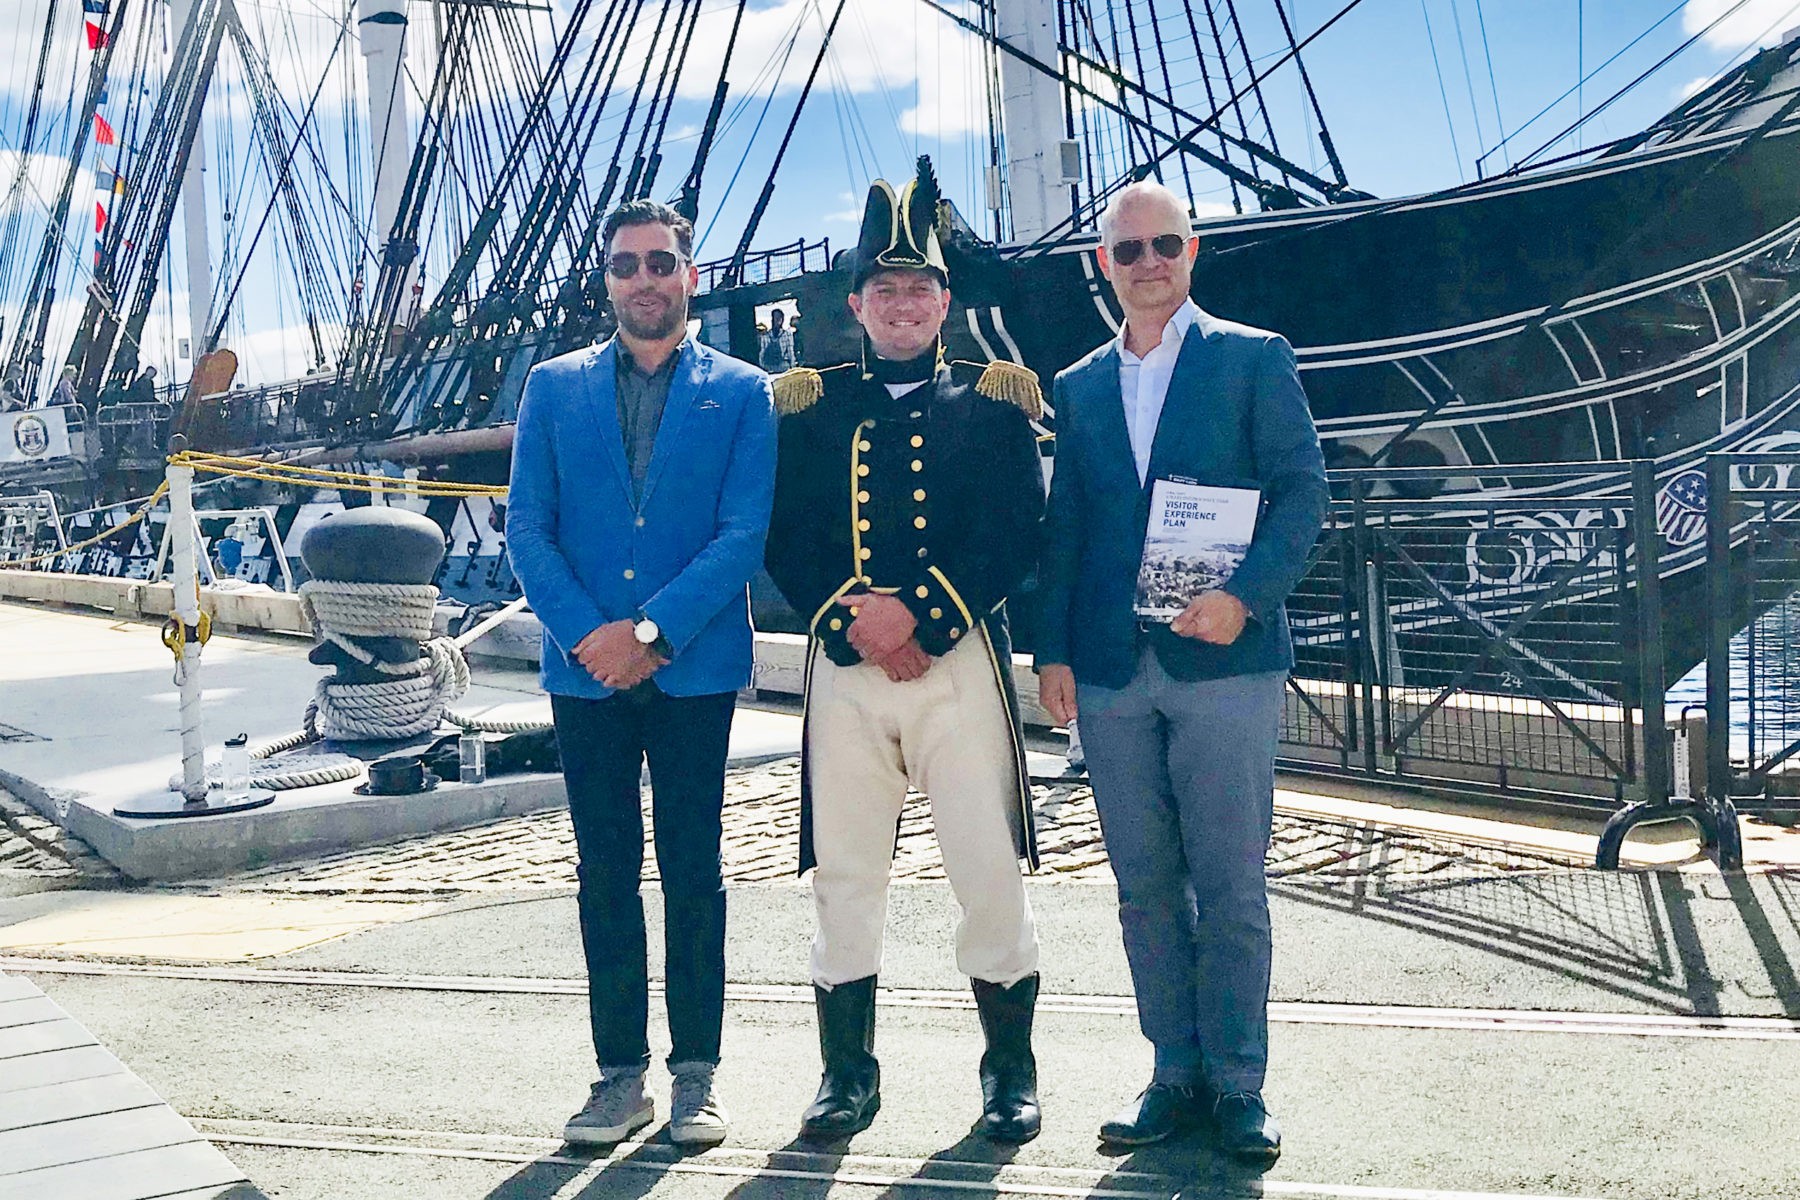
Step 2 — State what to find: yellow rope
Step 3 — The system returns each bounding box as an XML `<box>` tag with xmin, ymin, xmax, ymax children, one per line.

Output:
<box><xmin>0</xmin><ymin>454</ymin><xmax>505</xmax><ymax>570</ymax></box>
<box><xmin>0</xmin><ymin>481</ymin><xmax>170</xmax><ymax>570</ymax></box>
<box><xmin>171</xmin><ymin>451</ymin><xmax>508</xmax><ymax>498</ymax></box>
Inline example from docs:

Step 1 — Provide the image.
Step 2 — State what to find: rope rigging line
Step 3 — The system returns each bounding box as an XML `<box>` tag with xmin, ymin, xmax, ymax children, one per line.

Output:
<box><xmin>727</xmin><ymin>0</ymin><xmax>850</xmax><ymax>279</ymax></box>
<box><xmin>1472</xmin><ymin>0</ymin><xmax>1507</xmax><ymax>171</ymax></box>
<box><xmin>170</xmin><ymin>450</ymin><xmax>509</xmax><ymax>498</ymax></box>
<box><xmin>1271</xmin><ymin>0</ymin><xmax>1348</xmax><ymax>188</ymax></box>
<box><xmin>1476</xmin><ymin>0</ymin><xmax>1737</xmax><ymax>175</ymax></box>
<box><xmin>1006</xmin><ymin>0</ymin><xmax>1375</xmax><ymax>256</ymax></box>
<box><xmin>0</xmin><ymin>481</ymin><xmax>169</xmax><ymax>569</ymax></box>
<box><xmin>1419</xmin><ymin>0</ymin><xmax>1465</xmax><ymax>181</ymax></box>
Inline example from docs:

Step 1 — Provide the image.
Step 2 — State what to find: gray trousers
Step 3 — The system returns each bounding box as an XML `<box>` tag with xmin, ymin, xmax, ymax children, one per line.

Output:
<box><xmin>1077</xmin><ymin>649</ymin><xmax>1286</xmax><ymax>1094</ymax></box>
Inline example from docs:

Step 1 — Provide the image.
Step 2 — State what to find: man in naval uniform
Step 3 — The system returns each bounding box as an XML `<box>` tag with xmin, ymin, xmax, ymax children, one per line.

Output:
<box><xmin>763</xmin><ymin>158</ymin><xmax>1047</xmax><ymax>1144</ymax></box>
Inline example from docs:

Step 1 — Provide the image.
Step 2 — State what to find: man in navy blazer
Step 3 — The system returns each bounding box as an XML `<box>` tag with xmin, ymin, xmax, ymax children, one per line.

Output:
<box><xmin>507</xmin><ymin>200</ymin><xmax>776</xmax><ymax>1149</ymax></box>
<box><xmin>1036</xmin><ymin>182</ymin><xmax>1327</xmax><ymax>1163</ymax></box>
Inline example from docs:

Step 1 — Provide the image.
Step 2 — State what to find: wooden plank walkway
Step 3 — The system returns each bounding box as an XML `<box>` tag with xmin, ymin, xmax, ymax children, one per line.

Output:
<box><xmin>0</xmin><ymin>972</ymin><xmax>263</xmax><ymax>1200</ymax></box>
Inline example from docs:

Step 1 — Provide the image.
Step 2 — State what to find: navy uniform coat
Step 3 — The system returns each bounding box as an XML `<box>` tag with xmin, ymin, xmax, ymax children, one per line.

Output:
<box><xmin>764</xmin><ymin>360</ymin><xmax>1045</xmax><ymax>872</ymax></box>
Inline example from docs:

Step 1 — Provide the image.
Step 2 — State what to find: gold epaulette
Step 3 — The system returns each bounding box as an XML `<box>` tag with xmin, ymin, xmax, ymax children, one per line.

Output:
<box><xmin>771</xmin><ymin>364</ymin><xmax>853</xmax><ymax>415</ymax></box>
<box><xmin>965</xmin><ymin>359</ymin><xmax>1043</xmax><ymax>420</ymax></box>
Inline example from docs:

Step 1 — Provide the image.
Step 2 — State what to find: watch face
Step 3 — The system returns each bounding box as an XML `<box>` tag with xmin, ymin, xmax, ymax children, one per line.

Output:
<box><xmin>635</xmin><ymin>620</ymin><xmax>658</xmax><ymax>644</ymax></box>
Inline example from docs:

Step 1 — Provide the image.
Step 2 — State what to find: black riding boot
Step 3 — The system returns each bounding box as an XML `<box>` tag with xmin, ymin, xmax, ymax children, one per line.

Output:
<box><xmin>800</xmin><ymin>975</ymin><xmax>881</xmax><ymax>1139</ymax></box>
<box><xmin>972</xmin><ymin>973</ymin><xmax>1041</xmax><ymax>1143</ymax></box>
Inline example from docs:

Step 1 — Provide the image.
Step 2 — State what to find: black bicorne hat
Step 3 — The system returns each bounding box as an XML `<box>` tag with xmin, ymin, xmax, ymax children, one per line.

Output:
<box><xmin>852</xmin><ymin>156</ymin><xmax>949</xmax><ymax>289</ymax></box>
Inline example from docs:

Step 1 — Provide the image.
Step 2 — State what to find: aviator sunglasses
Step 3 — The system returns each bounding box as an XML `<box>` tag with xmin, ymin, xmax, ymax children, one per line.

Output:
<box><xmin>606</xmin><ymin>249</ymin><xmax>684</xmax><ymax>279</ymax></box>
<box><xmin>1108</xmin><ymin>233</ymin><xmax>1187</xmax><ymax>266</ymax></box>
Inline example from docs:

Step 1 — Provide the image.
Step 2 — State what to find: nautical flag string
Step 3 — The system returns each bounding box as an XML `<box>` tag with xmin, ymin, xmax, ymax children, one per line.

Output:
<box><xmin>83</xmin><ymin>0</ymin><xmax>109</xmax><ymax>12</ymax></box>
<box><xmin>84</xmin><ymin>20</ymin><xmax>107</xmax><ymax>49</ymax></box>
<box><xmin>93</xmin><ymin>113</ymin><xmax>115</xmax><ymax>145</ymax></box>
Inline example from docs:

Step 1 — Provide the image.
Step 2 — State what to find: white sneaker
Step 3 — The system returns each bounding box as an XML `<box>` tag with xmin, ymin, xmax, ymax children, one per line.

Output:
<box><xmin>563</xmin><ymin>1070</ymin><xmax>653</xmax><ymax>1145</ymax></box>
<box><xmin>669</xmin><ymin>1062</ymin><xmax>730</xmax><ymax>1147</ymax></box>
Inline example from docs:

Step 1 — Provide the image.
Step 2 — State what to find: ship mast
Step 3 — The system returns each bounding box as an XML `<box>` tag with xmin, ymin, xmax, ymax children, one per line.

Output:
<box><xmin>993</xmin><ymin>0</ymin><xmax>1075</xmax><ymax>242</ymax></box>
<box><xmin>359</xmin><ymin>0</ymin><xmax>419</xmax><ymax>322</ymax></box>
<box><xmin>171</xmin><ymin>0</ymin><xmax>214</xmax><ymax>369</ymax></box>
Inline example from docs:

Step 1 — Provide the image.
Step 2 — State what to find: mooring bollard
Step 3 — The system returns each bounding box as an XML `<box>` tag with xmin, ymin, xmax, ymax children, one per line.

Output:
<box><xmin>115</xmin><ymin>434</ymin><xmax>274</xmax><ymax>817</ymax></box>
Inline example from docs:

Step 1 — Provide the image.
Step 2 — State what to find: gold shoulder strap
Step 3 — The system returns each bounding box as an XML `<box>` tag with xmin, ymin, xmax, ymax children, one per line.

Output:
<box><xmin>969</xmin><ymin>359</ymin><xmax>1043</xmax><ymax>420</ymax></box>
<box><xmin>772</xmin><ymin>367</ymin><xmax>825</xmax><ymax>415</ymax></box>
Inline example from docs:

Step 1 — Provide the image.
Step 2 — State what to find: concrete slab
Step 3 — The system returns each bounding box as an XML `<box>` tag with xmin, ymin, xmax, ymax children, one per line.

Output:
<box><xmin>1</xmin><ymin>602</ymin><xmax>802</xmax><ymax>882</ymax></box>
<box><xmin>0</xmin><ymin>970</ymin><xmax>263</xmax><ymax>1199</ymax></box>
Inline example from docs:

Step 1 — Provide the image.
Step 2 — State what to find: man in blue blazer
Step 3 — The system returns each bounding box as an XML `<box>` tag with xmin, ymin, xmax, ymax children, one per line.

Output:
<box><xmin>1036</xmin><ymin>182</ymin><xmax>1328</xmax><ymax>1163</ymax></box>
<box><xmin>507</xmin><ymin>200</ymin><xmax>777</xmax><ymax>1149</ymax></box>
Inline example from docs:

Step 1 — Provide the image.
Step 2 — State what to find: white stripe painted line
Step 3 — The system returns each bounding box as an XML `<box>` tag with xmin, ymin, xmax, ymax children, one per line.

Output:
<box><xmin>189</xmin><ymin>1118</ymin><xmax>1616</xmax><ymax>1200</ymax></box>
<box><xmin>11</xmin><ymin>957</ymin><xmax>1798</xmax><ymax>1040</ymax></box>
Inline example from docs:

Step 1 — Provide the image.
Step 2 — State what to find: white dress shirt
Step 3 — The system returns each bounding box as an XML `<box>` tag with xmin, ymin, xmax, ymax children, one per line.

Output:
<box><xmin>1116</xmin><ymin>297</ymin><xmax>1200</xmax><ymax>485</ymax></box>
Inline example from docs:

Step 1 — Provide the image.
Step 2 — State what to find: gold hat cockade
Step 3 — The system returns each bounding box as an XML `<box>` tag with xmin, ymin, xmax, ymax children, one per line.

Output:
<box><xmin>852</xmin><ymin>156</ymin><xmax>950</xmax><ymax>290</ymax></box>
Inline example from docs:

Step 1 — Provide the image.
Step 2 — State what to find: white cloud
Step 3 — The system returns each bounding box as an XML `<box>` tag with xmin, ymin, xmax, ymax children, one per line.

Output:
<box><xmin>676</xmin><ymin>0</ymin><xmax>988</xmax><ymax>137</ymax></box>
<box><xmin>1676</xmin><ymin>74</ymin><xmax>1715</xmax><ymax>101</ymax></box>
<box><xmin>1682</xmin><ymin>0</ymin><xmax>1800</xmax><ymax>51</ymax></box>
<box><xmin>215</xmin><ymin>321</ymin><xmax>348</xmax><ymax>388</ymax></box>
<box><xmin>819</xmin><ymin>190</ymin><xmax>863</xmax><ymax>225</ymax></box>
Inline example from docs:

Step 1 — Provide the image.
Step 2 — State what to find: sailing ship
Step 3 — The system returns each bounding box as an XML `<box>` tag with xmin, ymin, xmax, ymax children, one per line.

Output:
<box><xmin>4</xmin><ymin>0</ymin><xmax>1800</xmax><ymax>692</ymax></box>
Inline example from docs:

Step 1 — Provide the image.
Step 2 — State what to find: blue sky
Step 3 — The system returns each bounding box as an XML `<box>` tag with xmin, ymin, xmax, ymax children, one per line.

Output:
<box><xmin>2</xmin><ymin>0</ymin><xmax>1795</xmax><ymax>386</ymax></box>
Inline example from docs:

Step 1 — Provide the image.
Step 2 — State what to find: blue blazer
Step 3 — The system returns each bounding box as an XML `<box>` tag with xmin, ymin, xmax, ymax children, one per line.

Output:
<box><xmin>1035</xmin><ymin>309</ymin><xmax>1329</xmax><ymax>689</ymax></box>
<box><xmin>506</xmin><ymin>338</ymin><xmax>778</xmax><ymax>699</ymax></box>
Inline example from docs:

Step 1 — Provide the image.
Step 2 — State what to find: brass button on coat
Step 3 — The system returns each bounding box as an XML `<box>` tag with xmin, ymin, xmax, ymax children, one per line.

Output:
<box><xmin>910</xmin><ymin>460</ymin><xmax>923</xmax><ymax>472</ymax></box>
<box><xmin>910</xmin><ymin>435</ymin><xmax>923</xmax><ymax>447</ymax></box>
<box><xmin>913</xmin><ymin>489</ymin><xmax>926</xmax><ymax>501</ymax></box>
<box><xmin>623</xmin><ymin>568</ymin><xmax>635</xmax><ymax>579</ymax></box>
<box><xmin>858</xmin><ymin>490</ymin><xmax>870</xmax><ymax>502</ymax></box>
<box><xmin>914</xmin><ymin>516</ymin><xmax>927</xmax><ymax>529</ymax></box>
<box><xmin>858</xmin><ymin>464</ymin><xmax>870</xmax><ymax>476</ymax></box>
<box><xmin>858</xmin><ymin>519</ymin><xmax>871</xmax><ymax>531</ymax></box>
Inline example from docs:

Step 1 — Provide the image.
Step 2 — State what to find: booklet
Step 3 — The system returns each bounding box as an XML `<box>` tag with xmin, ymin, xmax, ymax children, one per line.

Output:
<box><xmin>1134</xmin><ymin>477</ymin><xmax>1261</xmax><ymax>622</ymax></box>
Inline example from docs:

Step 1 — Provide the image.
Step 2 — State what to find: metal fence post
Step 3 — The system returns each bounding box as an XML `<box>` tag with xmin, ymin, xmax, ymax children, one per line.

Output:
<box><xmin>1597</xmin><ymin>459</ymin><xmax>1701</xmax><ymax>868</ymax></box>
<box><xmin>1350</xmin><ymin>476</ymin><xmax>1379</xmax><ymax>777</ymax></box>
<box><xmin>1706</xmin><ymin>452</ymin><xmax>1733</xmax><ymax>814</ymax></box>
<box><xmin>1630</xmin><ymin>459</ymin><xmax>1670</xmax><ymax>807</ymax></box>
<box><xmin>1704</xmin><ymin>452</ymin><xmax>1745</xmax><ymax>867</ymax></box>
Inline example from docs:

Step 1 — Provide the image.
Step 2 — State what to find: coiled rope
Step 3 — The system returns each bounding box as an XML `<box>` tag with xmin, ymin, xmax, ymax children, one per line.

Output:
<box><xmin>300</xmin><ymin>579</ymin><xmax>470</xmax><ymax>740</ymax></box>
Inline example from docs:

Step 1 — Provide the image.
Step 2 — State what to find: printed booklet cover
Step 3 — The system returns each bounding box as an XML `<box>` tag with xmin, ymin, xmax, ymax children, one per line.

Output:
<box><xmin>1133</xmin><ymin>478</ymin><xmax>1261</xmax><ymax>622</ymax></box>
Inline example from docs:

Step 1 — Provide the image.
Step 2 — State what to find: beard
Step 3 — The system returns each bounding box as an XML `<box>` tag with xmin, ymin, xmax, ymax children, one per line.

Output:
<box><xmin>616</xmin><ymin>292</ymin><xmax>687</xmax><ymax>341</ymax></box>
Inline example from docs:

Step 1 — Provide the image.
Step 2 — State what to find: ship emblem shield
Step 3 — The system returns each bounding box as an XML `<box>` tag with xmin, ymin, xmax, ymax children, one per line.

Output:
<box><xmin>1656</xmin><ymin>470</ymin><xmax>1707</xmax><ymax>547</ymax></box>
<box><xmin>12</xmin><ymin>414</ymin><xmax>49</xmax><ymax>459</ymax></box>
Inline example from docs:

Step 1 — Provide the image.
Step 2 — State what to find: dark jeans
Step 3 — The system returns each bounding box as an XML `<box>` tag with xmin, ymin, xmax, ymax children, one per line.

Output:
<box><xmin>551</xmin><ymin>687</ymin><xmax>736</xmax><ymax>1071</ymax></box>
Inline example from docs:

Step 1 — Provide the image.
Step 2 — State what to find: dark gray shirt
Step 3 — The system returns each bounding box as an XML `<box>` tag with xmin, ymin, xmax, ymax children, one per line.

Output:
<box><xmin>615</xmin><ymin>340</ymin><xmax>680</xmax><ymax>502</ymax></box>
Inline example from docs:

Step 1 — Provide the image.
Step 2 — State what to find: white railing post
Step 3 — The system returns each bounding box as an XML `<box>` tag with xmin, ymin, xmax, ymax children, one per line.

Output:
<box><xmin>167</xmin><ymin>434</ymin><xmax>208</xmax><ymax>801</ymax></box>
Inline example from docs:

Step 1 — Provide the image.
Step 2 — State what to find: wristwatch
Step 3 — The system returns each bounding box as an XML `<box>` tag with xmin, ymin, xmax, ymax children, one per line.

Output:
<box><xmin>634</xmin><ymin>614</ymin><xmax>673</xmax><ymax>658</ymax></box>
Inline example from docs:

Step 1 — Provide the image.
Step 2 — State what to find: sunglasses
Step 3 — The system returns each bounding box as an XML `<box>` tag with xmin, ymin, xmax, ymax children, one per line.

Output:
<box><xmin>1108</xmin><ymin>233</ymin><xmax>1187</xmax><ymax>266</ymax></box>
<box><xmin>606</xmin><ymin>250</ymin><xmax>684</xmax><ymax>279</ymax></box>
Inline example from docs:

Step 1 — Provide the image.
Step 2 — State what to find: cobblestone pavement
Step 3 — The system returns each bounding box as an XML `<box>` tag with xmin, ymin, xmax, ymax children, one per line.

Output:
<box><xmin>200</xmin><ymin>757</ymin><xmax>1580</xmax><ymax>896</ymax></box>
<box><xmin>0</xmin><ymin>785</ymin><xmax>122</xmax><ymax>886</ymax></box>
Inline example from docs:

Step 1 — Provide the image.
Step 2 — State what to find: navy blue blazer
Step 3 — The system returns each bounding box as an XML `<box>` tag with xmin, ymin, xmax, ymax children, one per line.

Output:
<box><xmin>1035</xmin><ymin>309</ymin><xmax>1329</xmax><ymax>688</ymax></box>
<box><xmin>506</xmin><ymin>338</ymin><xmax>777</xmax><ymax>699</ymax></box>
